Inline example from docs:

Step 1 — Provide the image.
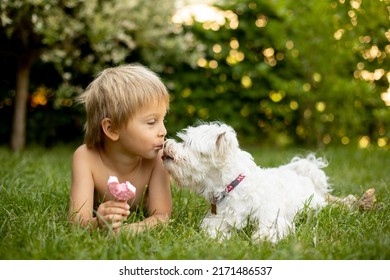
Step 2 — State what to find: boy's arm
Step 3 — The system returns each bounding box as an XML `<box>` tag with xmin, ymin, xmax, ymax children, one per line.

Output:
<box><xmin>121</xmin><ymin>155</ymin><xmax>172</xmax><ymax>233</ymax></box>
<box><xmin>69</xmin><ymin>145</ymin><xmax>98</xmax><ymax>229</ymax></box>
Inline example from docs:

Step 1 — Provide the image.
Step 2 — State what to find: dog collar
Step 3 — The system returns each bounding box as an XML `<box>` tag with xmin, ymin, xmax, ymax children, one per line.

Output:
<box><xmin>211</xmin><ymin>173</ymin><xmax>245</xmax><ymax>214</ymax></box>
<box><xmin>225</xmin><ymin>173</ymin><xmax>245</xmax><ymax>193</ymax></box>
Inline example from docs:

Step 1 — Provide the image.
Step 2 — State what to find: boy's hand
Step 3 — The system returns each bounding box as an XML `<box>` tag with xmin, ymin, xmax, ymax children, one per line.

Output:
<box><xmin>96</xmin><ymin>201</ymin><xmax>130</xmax><ymax>230</ymax></box>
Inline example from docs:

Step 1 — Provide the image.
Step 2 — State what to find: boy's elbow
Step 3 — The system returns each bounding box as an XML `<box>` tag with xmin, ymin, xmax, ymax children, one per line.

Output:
<box><xmin>68</xmin><ymin>211</ymin><xmax>96</xmax><ymax>230</ymax></box>
<box><xmin>155</xmin><ymin>212</ymin><xmax>171</xmax><ymax>224</ymax></box>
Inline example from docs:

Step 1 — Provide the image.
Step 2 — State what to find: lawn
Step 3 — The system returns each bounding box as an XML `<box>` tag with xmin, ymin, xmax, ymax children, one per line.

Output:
<box><xmin>0</xmin><ymin>144</ymin><xmax>389</xmax><ymax>259</ymax></box>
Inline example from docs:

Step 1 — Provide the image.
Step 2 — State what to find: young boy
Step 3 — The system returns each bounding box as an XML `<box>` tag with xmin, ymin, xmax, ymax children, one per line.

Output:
<box><xmin>69</xmin><ymin>64</ymin><xmax>171</xmax><ymax>233</ymax></box>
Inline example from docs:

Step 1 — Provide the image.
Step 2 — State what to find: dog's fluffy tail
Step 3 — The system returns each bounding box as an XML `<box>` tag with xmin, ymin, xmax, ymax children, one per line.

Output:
<box><xmin>287</xmin><ymin>154</ymin><xmax>331</xmax><ymax>195</ymax></box>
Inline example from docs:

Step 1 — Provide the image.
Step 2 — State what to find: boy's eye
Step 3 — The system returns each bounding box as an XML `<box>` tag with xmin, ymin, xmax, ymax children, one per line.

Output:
<box><xmin>147</xmin><ymin>120</ymin><xmax>156</xmax><ymax>125</ymax></box>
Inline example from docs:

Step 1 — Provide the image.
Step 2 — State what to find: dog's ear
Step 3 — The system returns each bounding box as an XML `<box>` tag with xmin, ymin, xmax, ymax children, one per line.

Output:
<box><xmin>179</xmin><ymin>122</ymin><xmax>239</xmax><ymax>157</ymax></box>
<box><xmin>215</xmin><ymin>124</ymin><xmax>239</xmax><ymax>157</ymax></box>
<box><xmin>216</xmin><ymin>131</ymin><xmax>226</xmax><ymax>147</ymax></box>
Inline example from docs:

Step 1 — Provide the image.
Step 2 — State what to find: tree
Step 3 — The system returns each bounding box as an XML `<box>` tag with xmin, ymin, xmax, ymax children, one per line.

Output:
<box><xmin>0</xmin><ymin>0</ymin><xmax>197</xmax><ymax>151</ymax></box>
<box><xmin>1</xmin><ymin>0</ymin><xmax>105</xmax><ymax>151</ymax></box>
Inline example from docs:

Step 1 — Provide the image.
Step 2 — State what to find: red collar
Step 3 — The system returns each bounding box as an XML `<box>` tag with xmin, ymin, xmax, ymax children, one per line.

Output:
<box><xmin>224</xmin><ymin>173</ymin><xmax>245</xmax><ymax>193</ymax></box>
<box><xmin>211</xmin><ymin>174</ymin><xmax>246</xmax><ymax>214</ymax></box>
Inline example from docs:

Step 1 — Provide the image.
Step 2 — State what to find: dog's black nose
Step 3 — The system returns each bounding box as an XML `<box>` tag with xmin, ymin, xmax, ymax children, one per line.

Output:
<box><xmin>161</xmin><ymin>151</ymin><xmax>174</xmax><ymax>161</ymax></box>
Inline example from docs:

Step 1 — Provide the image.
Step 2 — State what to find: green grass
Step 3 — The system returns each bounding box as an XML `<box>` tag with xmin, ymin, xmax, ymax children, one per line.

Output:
<box><xmin>0</xmin><ymin>144</ymin><xmax>389</xmax><ymax>259</ymax></box>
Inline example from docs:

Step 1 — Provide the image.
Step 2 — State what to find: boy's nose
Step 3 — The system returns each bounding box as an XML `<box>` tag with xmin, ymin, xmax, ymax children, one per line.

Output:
<box><xmin>159</xmin><ymin>123</ymin><xmax>167</xmax><ymax>137</ymax></box>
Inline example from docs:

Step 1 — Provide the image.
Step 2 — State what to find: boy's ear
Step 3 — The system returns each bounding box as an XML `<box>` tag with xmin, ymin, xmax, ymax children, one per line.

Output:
<box><xmin>101</xmin><ymin>118</ymin><xmax>119</xmax><ymax>141</ymax></box>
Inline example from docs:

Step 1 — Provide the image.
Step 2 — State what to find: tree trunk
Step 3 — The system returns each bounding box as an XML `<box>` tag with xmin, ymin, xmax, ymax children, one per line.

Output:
<box><xmin>10</xmin><ymin>51</ymin><xmax>35</xmax><ymax>152</ymax></box>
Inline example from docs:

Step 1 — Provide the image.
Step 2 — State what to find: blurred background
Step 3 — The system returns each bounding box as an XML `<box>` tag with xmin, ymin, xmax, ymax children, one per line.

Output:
<box><xmin>1</xmin><ymin>0</ymin><xmax>389</xmax><ymax>151</ymax></box>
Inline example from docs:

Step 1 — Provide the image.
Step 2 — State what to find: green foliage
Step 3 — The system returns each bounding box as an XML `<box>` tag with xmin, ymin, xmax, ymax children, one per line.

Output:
<box><xmin>0</xmin><ymin>0</ymin><xmax>199</xmax><ymax>146</ymax></box>
<box><xmin>0</xmin><ymin>0</ymin><xmax>186</xmax><ymax>76</ymax></box>
<box><xmin>0</xmin><ymin>145</ymin><xmax>389</xmax><ymax>259</ymax></box>
<box><xmin>0</xmin><ymin>0</ymin><xmax>389</xmax><ymax>148</ymax></box>
<box><xmin>163</xmin><ymin>0</ymin><xmax>390</xmax><ymax>147</ymax></box>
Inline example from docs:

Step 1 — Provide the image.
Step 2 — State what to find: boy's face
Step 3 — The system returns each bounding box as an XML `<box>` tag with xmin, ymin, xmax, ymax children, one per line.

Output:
<box><xmin>117</xmin><ymin>101</ymin><xmax>168</xmax><ymax>159</ymax></box>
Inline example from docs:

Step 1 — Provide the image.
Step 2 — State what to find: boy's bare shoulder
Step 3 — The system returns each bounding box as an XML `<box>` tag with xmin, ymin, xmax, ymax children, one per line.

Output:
<box><xmin>73</xmin><ymin>144</ymin><xmax>99</xmax><ymax>161</ymax></box>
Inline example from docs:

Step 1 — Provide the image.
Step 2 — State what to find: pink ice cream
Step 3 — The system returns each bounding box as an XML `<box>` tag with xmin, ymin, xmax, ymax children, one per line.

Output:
<box><xmin>107</xmin><ymin>176</ymin><xmax>136</xmax><ymax>201</ymax></box>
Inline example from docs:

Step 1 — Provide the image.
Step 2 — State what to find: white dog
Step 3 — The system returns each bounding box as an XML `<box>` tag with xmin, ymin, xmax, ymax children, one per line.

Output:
<box><xmin>162</xmin><ymin>122</ymin><xmax>337</xmax><ymax>243</ymax></box>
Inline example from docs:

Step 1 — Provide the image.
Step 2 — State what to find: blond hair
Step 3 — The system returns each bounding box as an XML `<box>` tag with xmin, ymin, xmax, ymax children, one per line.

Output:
<box><xmin>77</xmin><ymin>64</ymin><xmax>170</xmax><ymax>149</ymax></box>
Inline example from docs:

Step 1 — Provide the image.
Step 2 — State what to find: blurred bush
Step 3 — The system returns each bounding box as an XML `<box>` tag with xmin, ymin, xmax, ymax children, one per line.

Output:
<box><xmin>0</xmin><ymin>0</ymin><xmax>389</xmax><ymax>148</ymax></box>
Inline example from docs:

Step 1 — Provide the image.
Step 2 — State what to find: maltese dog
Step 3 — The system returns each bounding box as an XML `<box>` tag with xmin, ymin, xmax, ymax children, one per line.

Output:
<box><xmin>163</xmin><ymin>122</ymin><xmax>352</xmax><ymax>243</ymax></box>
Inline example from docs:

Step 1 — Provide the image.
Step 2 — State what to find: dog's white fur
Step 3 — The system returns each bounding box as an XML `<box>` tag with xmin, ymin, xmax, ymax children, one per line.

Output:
<box><xmin>163</xmin><ymin>122</ymin><xmax>332</xmax><ymax>243</ymax></box>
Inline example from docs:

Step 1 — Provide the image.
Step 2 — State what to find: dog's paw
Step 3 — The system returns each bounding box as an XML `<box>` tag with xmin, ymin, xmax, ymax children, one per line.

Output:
<box><xmin>201</xmin><ymin>215</ymin><xmax>232</xmax><ymax>240</ymax></box>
